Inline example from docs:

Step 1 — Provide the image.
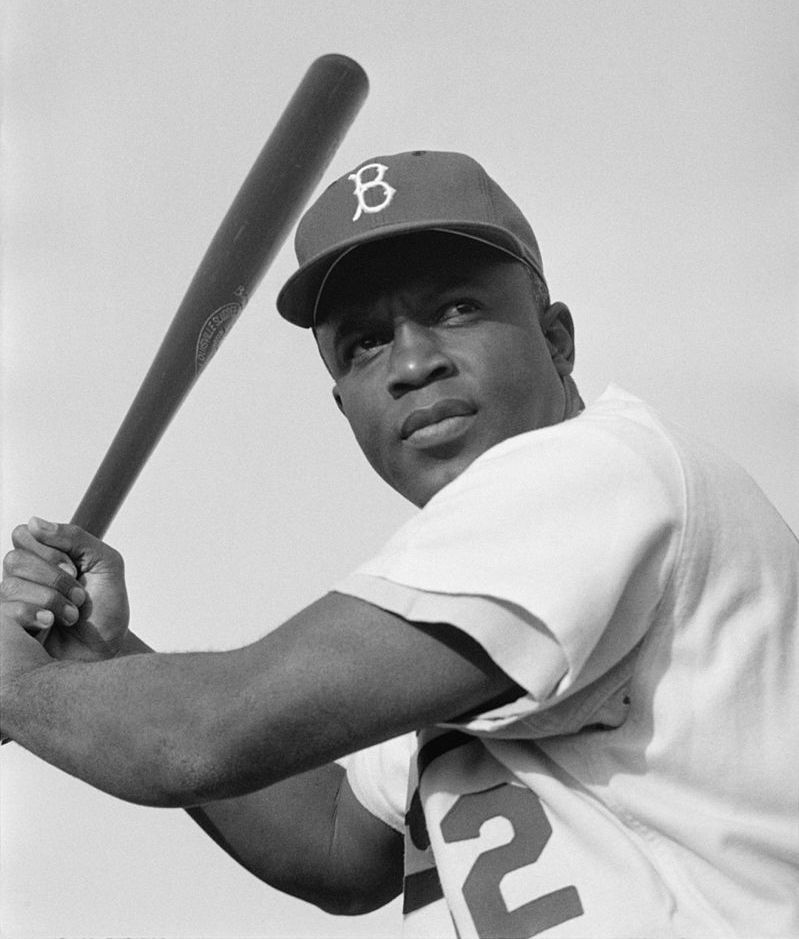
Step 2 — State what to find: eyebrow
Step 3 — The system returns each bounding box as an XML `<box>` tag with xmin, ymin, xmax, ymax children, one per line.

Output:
<box><xmin>317</xmin><ymin>265</ymin><xmax>503</xmax><ymax>352</ymax></box>
<box><xmin>314</xmin><ymin>311</ymin><xmax>372</xmax><ymax>375</ymax></box>
<box><xmin>322</xmin><ymin>308</ymin><xmax>378</xmax><ymax>349</ymax></box>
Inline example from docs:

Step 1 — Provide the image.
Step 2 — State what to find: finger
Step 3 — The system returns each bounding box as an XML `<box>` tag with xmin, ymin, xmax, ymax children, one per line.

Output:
<box><xmin>1</xmin><ymin>599</ymin><xmax>58</xmax><ymax>634</ymax></box>
<box><xmin>3</xmin><ymin>545</ymin><xmax>86</xmax><ymax>607</ymax></box>
<box><xmin>25</xmin><ymin>518</ymin><xmax>124</xmax><ymax>576</ymax></box>
<box><xmin>11</xmin><ymin>523</ymin><xmax>78</xmax><ymax>578</ymax></box>
<box><xmin>0</xmin><ymin>576</ymin><xmax>81</xmax><ymax>627</ymax></box>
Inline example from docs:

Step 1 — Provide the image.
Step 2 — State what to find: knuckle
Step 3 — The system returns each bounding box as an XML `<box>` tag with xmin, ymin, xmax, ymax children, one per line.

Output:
<box><xmin>66</xmin><ymin>523</ymin><xmax>90</xmax><ymax>543</ymax></box>
<box><xmin>3</xmin><ymin>548</ymin><xmax>28</xmax><ymax>576</ymax></box>
<box><xmin>2</xmin><ymin>549</ymin><xmax>16</xmax><ymax>576</ymax></box>
<box><xmin>0</xmin><ymin>576</ymin><xmax>20</xmax><ymax>601</ymax></box>
<box><xmin>9</xmin><ymin>600</ymin><xmax>31</xmax><ymax>620</ymax></box>
<box><xmin>0</xmin><ymin>576</ymin><xmax>57</xmax><ymax>611</ymax></box>
<box><xmin>55</xmin><ymin>570</ymin><xmax>77</xmax><ymax>596</ymax></box>
<box><xmin>12</xmin><ymin>523</ymin><xmax>29</xmax><ymax>544</ymax></box>
<box><xmin>0</xmin><ymin>597</ymin><xmax>20</xmax><ymax>621</ymax></box>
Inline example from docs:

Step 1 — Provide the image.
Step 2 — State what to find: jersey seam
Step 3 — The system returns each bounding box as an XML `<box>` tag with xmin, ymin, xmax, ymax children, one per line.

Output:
<box><xmin>646</xmin><ymin>413</ymin><xmax>690</xmax><ymax>623</ymax></box>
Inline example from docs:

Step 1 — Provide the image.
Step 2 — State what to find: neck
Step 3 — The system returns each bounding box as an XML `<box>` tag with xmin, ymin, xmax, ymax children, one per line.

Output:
<box><xmin>563</xmin><ymin>376</ymin><xmax>585</xmax><ymax>419</ymax></box>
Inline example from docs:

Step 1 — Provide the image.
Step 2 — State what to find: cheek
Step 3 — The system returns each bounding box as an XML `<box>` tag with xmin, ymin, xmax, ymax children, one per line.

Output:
<box><xmin>338</xmin><ymin>389</ymin><xmax>390</xmax><ymax>474</ymax></box>
<box><xmin>484</xmin><ymin>334</ymin><xmax>564</xmax><ymax>427</ymax></box>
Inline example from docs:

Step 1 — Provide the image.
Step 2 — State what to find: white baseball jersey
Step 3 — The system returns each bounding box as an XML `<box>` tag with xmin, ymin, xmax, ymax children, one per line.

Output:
<box><xmin>339</xmin><ymin>386</ymin><xmax>799</xmax><ymax>938</ymax></box>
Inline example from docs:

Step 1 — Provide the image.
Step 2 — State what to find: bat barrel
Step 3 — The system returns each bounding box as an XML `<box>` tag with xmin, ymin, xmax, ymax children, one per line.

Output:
<box><xmin>70</xmin><ymin>55</ymin><xmax>368</xmax><ymax>538</ymax></box>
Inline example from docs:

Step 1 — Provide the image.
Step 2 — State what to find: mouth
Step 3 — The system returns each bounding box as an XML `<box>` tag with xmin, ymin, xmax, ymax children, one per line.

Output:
<box><xmin>400</xmin><ymin>399</ymin><xmax>476</xmax><ymax>448</ymax></box>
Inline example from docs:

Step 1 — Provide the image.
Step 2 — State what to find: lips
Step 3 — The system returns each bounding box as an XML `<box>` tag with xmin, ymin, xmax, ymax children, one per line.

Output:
<box><xmin>400</xmin><ymin>398</ymin><xmax>476</xmax><ymax>441</ymax></box>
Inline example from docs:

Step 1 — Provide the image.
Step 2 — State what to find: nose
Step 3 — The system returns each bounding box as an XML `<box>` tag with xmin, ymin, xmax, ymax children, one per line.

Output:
<box><xmin>386</xmin><ymin>321</ymin><xmax>455</xmax><ymax>398</ymax></box>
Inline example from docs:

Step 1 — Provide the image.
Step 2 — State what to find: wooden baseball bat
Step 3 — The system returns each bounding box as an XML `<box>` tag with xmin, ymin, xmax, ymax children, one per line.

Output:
<box><xmin>0</xmin><ymin>56</ymin><xmax>366</xmax><ymax>745</ymax></box>
<box><xmin>71</xmin><ymin>54</ymin><xmax>368</xmax><ymax>539</ymax></box>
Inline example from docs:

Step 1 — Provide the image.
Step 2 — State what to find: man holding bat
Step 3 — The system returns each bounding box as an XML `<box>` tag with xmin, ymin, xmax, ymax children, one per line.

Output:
<box><xmin>2</xmin><ymin>151</ymin><xmax>797</xmax><ymax>937</ymax></box>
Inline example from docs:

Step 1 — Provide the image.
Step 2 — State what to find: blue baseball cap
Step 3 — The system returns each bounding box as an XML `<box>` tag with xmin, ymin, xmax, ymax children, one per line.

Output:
<box><xmin>276</xmin><ymin>150</ymin><xmax>546</xmax><ymax>327</ymax></box>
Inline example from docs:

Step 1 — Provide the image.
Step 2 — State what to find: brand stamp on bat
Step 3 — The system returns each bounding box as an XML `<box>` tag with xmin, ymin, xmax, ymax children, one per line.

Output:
<box><xmin>195</xmin><ymin>302</ymin><xmax>243</xmax><ymax>375</ymax></box>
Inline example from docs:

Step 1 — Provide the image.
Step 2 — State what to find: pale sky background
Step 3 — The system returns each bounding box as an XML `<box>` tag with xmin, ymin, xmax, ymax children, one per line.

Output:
<box><xmin>1</xmin><ymin>1</ymin><xmax>797</xmax><ymax>937</ymax></box>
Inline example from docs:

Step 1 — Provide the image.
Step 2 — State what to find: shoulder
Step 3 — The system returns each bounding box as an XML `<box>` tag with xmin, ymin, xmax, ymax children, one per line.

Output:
<box><xmin>428</xmin><ymin>385</ymin><xmax>688</xmax><ymax>521</ymax></box>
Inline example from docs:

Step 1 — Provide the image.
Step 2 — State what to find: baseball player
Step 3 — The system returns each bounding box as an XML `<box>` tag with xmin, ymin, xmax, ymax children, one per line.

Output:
<box><xmin>2</xmin><ymin>151</ymin><xmax>797</xmax><ymax>937</ymax></box>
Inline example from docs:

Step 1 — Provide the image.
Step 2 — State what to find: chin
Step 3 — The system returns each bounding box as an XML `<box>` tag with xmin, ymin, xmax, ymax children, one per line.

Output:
<box><xmin>384</xmin><ymin>435</ymin><xmax>496</xmax><ymax>507</ymax></box>
<box><xmin>408</xmin><ymin>460</ymin><xmax>473</xmax><ymax>507</ymax></box>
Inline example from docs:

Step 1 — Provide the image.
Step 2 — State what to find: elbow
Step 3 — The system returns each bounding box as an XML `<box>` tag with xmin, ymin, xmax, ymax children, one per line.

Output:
<box><xmin>304</xmin><ymin>882</ymin><xmax>399</xmax><ymax>917</ymax></box>
<box><xmin>316</xmin><ymin>897</ymin><xmax>376</xmax><ymax>917</ymax></box>
<box><xmin>113</xmin><ymin>727</ymin><xmax>236</xmax><ymax>808</ymax></box>
<box><xmin>244</xmin><ymin>867</ymin><xmax>396</xmax><ymax>917</ymax></box>
<box><xmin>258</xmin><ymin>852</ymin><xmax>401</xmax><ymax>917</ymax></box>
<box><xmin>333</xmin><ymin>894</ymin><xmax>399</xmax><ymax>917</ymax></box>
<box><xmin>310</xmin><ymin>855</ymin><xmax>403</xmax><ymax>916</ymax></box>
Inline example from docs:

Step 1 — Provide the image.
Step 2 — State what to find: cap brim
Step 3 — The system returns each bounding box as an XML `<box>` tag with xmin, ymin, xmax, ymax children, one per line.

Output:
<box><xmin>276</xmin><ymin>221</ymin><xmax>542</xmax><ymax>328</ymax></box>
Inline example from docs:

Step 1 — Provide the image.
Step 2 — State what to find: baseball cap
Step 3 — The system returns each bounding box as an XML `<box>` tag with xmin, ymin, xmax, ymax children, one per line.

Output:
<box><xmin>276</xmin><ymin>150</ymin><xmax>546</xmax><ymax>327</ymax></box>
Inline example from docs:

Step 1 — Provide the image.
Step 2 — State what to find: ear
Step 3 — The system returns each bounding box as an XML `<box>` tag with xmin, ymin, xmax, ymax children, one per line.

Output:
<box><xmin>332</xmin><ymin>385</ymin><xmax>345</xmax><ymax>415</ymax></box>
<box><xmin>541</xmin><ymin>301</ymin><xmax>576</xmax><ymax>376</ymax></box>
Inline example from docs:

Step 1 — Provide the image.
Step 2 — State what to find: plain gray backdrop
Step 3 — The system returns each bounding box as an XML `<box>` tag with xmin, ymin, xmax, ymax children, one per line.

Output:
<box><xmin>2</xmin><ymin>1</ymin><xmax>797</xmax><ymax>936</ymax></box>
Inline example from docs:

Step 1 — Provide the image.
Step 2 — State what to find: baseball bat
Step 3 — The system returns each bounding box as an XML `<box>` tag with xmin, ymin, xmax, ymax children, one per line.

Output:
<box><xmin>0</xmin><ymin>55</ymin><xmax>367</xmax><ymax>745</ymax></box>
<box><xmin>71</xmin><ymin>53</ymin><xmax>368</xmax><ymax>539</ymax></box>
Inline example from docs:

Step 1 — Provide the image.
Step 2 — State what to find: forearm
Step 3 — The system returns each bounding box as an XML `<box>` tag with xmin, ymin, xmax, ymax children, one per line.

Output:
<box><xmin>1</xmin><ymin>648</ymin><xmax>261</xmax><ymax>806</ymax></box>
<box><xmin>111</xmin><ymin>635</ymin><xmax>359</xmax><ymax>906</ymax></box>
<box><xmin>64</xmin><ymin>630</ymin><xmax>395</xmax><ymax>911</ymax></box>
<box><xmin>3</xmin><ymin>592</ymin><xmax>516</xmax><ymax>809</ymax></box>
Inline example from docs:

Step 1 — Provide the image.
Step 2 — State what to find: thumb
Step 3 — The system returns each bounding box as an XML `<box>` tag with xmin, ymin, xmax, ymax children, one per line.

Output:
<box><xmin>27</xmin><ymin>518</ymin><xmax>123</xmax><ymax>576</ymax></box>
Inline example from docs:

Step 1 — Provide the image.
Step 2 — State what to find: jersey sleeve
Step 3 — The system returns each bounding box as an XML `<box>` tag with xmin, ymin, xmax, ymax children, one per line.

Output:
<box><xmin>335</xmin><ymin>397</ymin><xmax>685</xmax><ymax>734</ymax></box>
<box><xmin>345</xmin><ymin>733</ymin><xmax>416</xmax><ymax>833</ymax></box>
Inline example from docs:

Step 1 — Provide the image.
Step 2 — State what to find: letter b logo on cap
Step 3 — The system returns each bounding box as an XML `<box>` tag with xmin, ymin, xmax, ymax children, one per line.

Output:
<box><xmin>348</xmin><ymin>162</ymin><xmax>397</xmax><ymax>221</ymax></box>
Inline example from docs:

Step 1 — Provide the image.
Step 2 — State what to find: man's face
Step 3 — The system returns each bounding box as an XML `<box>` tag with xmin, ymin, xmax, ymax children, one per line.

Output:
<box><xmin>314</xmin><ymin>234</ymin><xmax>575</xmax><ymax>507</ymax></box>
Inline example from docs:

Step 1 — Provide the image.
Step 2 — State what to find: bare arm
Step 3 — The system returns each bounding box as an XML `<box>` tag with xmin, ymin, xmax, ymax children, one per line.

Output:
<box><xmin>189</xmin><ymin>767</ymin><xmax>403</xmax><ymax>914</ymax></box>
<box><xmin>116</xmin><ymin>634</ymin><xmax>404</xmax><ymax>914</ymax></box>
<box><xmin>1</xmin><ymin>591</ymin><xmax>516</xmax><ymax>804</ymax></box>
<box><xmin>1</xmin><ymin>521</ymin><xmax>517</xmax><ymax>913</ymax></box>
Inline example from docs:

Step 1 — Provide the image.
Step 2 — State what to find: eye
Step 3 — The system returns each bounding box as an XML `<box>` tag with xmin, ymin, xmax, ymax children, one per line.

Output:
<box><xmin>436</xmin><ymin>300</ymin><xmax>479</xmax><ymax>323</ymax></box>
<box><xmin>343</xmin><ymin>330</ymin><xmax>388</xmax><ymax>364</ymax></box>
